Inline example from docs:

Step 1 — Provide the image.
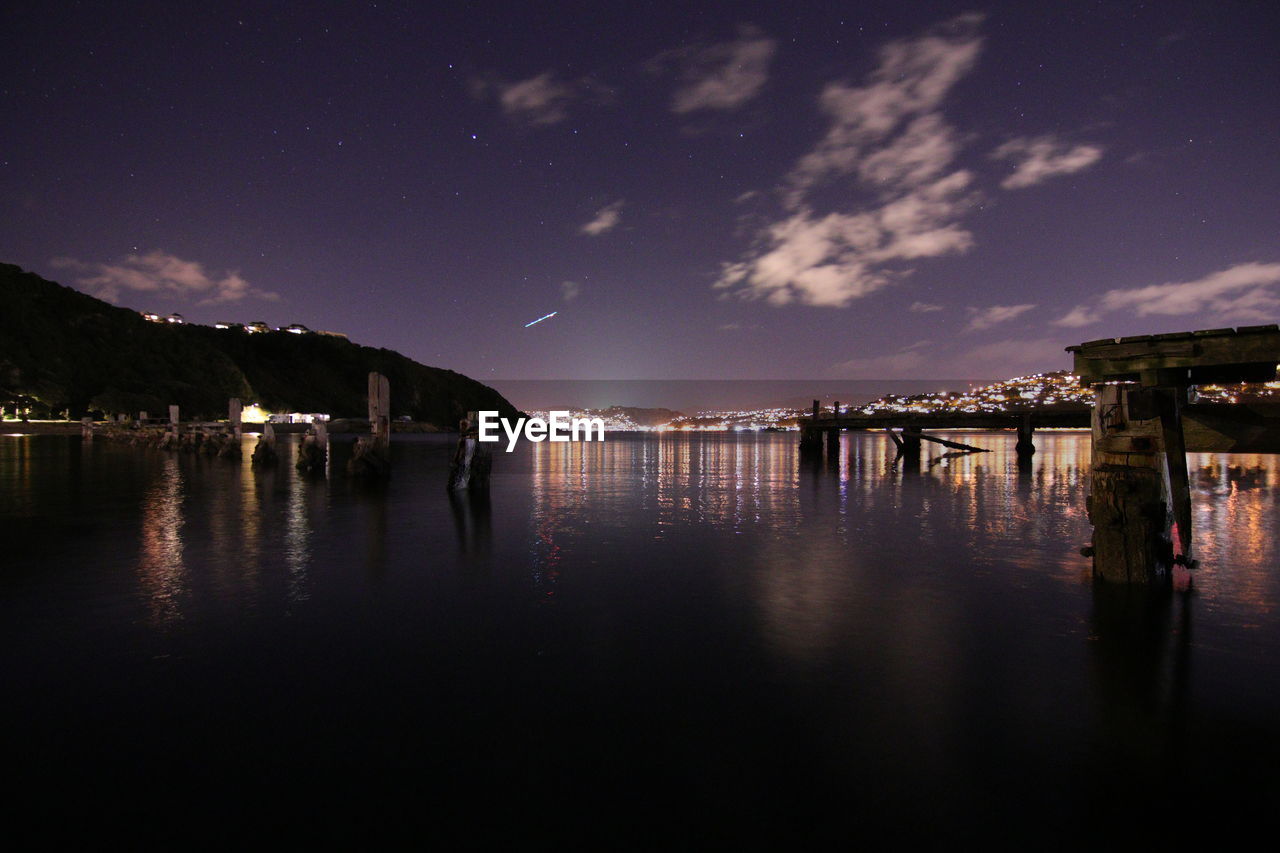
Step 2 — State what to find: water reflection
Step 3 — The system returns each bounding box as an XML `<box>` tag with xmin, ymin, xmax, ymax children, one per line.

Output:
<box><xmin>449</xmin><ymin>489</ymin><xmax>492</xmax><ymax>564</ymax></box>
<box><xmin>528</xmin><ymin>432</ymin><xmax>802</xmax><ymax>534</ymax></box>
<box><xmin>284</xmin><ymin>465</ymin><xmax>313</xmax><ymax>604</ymax></box>
<box><xmin>138</xmin><ymin>455</ymin><xmax>187</xmax><ymax>625</ymax></box>
<box><xmin>5</xmin><ymin>432</ymin><xmax>1280</xmax><ymax>832</ymax></box>
<box><xmin>1087</xmin><ymin>583</ymin><xmax>1192</xmax><ymax>779</ymax></box>
<box><xmin>1186</xmin><ymin>453</ymin><xmax>1280</xmax><ymax>613</ymax></box>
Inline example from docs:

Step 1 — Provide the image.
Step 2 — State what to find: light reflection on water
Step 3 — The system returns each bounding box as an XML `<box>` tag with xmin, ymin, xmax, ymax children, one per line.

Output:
<box><xmin>2</xmin><ymin>430</ymin><xmax>1279</xmax><ymax>836</ymax></box>
<box><xmin>137</xmin><ymin>455</ymin><xmax>186</xmax><ymax>625</ymax></box>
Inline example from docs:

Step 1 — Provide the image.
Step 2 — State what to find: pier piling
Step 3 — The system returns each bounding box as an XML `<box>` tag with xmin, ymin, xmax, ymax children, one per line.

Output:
<box><xmin>1016</xmin><ymin>413</ymin><xmax>1035</xmax><ymax>456</ymax></box>
<box><xmin>1069</xmin><ymin>325</ymin><xmax>1280</xmax><ymax>582</ymax></box>
<box><xmin>349</xmin><ymin>372</ymin><xmax>391</xmax><ymax>476</ymax></box>
<box><xmin>251</xmin><ymin>422</ymin><xmax>278</xmax><ymax>466</ymax></box>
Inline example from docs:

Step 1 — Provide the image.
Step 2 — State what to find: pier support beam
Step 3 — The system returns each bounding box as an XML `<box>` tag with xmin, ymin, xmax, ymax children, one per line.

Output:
<box><xmin>1016</xmin><ymin>413</ymin><xmax>1035</xmax><ymax>456</ymax></box>
<box><xmin>900</xmin><ymin>427</ymin><xmax>922</xmax><ymax>458</ymax></box>
<box><xmin>799</xmin><ymin>399</ymin><xmax>823</xmax><ymax>453</ymax></box>
<box><xmin>297</xmin><ymin>421</ymin><xmax>329</xmax><ymax>475</ymax></box>
<box><xmin>251</xmin><ymin>422</ymin><xmax>278</xmax><ymax>467</ymax></box>
<box><xmin>349</xmin><ymin>372</ymin><xmax>391</xmax><ymax>476</ymax></box>
<box><xmin>826</xmin><ymin>402</ymin><xmax>840</xmax><ymax>455</ymax></box>
<box><xmin>1085</xmin><ymin>383</ymin><xmax>1189</xmax><ymax>583</ymax></box>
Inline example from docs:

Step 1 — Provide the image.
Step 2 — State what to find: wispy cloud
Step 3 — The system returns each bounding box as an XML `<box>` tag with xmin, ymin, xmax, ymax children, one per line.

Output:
<box><xmin>715</xmin><ymin>15</ymin><xmax>984</xmax><ymax>308</ymax></box>
<box><xmin>965</xmin><ymin>303</ymin><xmax>1036</xmax><ymax>332</ymax></box>
<box><xmin>830</xmin><ymin>341</ymin><xmax>931</xmax><ymax>379</ymax></box>
<box><xmin>785</xmin><ymin>13</ymin><xmax>983</xmax><ymax>200</ymax></box>
<box><xmin>497</xmin><ymin>72</ymin><xmax>576</xmax><ymax>125</ymax></box>
<box><xmin>910</xmin><ymin>300</ymin><xmax>944</xmax><ymax>313</ymax></box>
<box><xmin>652</xmin><ymin>25</ymin><xmax>776</xmax><ymax>114</ymax></box>
<box><xmin>1059</xmin><ymin>262</ymin><xmax>1280</xmax><ymax>326</ymax></box>
<box><xmin>579</xmin><ymin>200</ymin><xmax>624</xmax><ymax>236</ymax></box>
<box><xmin>1100</xmin><ymin>262</ymin><xmax>1280</xmax><ymax>321</ymax></box>
<box><xmin>949</xmin><ymin>338</ymin><xmax>1072</xmax><ymax>377</ymax></box>
<box><xmin>991</xmin><ymin>135</ymin><xmax>1103</xmax><ymax>189</ymax></box>
<box><xmin>474</xmin><ymin>71</ymin><xmax>611</xmax><ymax>126</ymax></box>
<box><xmin>560</xmin><ymin>280</ymin><xmax>581</xmax><ymax>301</ymax></box>
<box><xmin>52</xmin><ymin>251</ymin><xmax>278</xmax><ymax>305</ymax></box>
<box><xmin>1051</xmin><ymin>305</ymin><xmax>1101</xmax><ymax>327</ymax></box>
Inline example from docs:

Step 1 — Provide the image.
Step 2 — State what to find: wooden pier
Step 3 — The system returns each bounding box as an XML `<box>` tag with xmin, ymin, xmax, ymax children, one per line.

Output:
<box><xmin>799</xmin><ymin>405</ymin><xmax>1090</xmax><ymax>455</ymax></box>
<box><xmin>1070</xmin><ymin>324</ymin><xmax>1280</xmax><ymax>583</ymax></box>
<box><xmin>799</xmin><ymin>324</ymin><xmax>1280</xmax><ymax>584</ymax></box>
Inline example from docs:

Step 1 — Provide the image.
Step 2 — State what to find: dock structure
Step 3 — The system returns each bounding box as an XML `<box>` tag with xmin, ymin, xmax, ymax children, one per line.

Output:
<box><xmin>348</xmin><ymin>371</ymin><xmax>391</xmax><ymax>476</ymax></box>
<box><xmin>1069</xmin><ymin>325</ymin><xmax>1280</xmax><ymax>583</ymax></box>
<box><xmin>799</xmin><ymin>404</ymin><xmax>1089</xmax><ymax>456</ymax></box>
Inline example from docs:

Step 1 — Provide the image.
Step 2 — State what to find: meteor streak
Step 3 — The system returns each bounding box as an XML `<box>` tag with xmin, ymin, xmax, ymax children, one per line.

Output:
<box><xmin>524</xmin><ymin>311</ymin><xmax>558</xmax><ymax>327</ymax></box>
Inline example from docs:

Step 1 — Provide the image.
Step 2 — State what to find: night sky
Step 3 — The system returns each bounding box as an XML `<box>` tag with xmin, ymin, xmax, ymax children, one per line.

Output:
<box><xmin>3</xmin><ymin>1</ymin><xmax>1278</xmax><ymax>382</ymax></box>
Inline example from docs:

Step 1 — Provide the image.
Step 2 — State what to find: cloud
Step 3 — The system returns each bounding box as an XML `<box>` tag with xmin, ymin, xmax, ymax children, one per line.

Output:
<box><xmin>991</xmin><ymin>135</ymin><xmax>1103</xmax><ymax>189</ymax></box>
<box><xmin>1056</xmin><ymin>262</ymin><xmax>1280</xmax><ymax>327</ymax></box>
<box><xmin>1052</xmin><ymin>305</ymin><xmax>1101</xmax><ymax>327</ymax></box>
<box><xmin>1097</xmin><ymin>262</ymin><xmax>1280</xmax><ymax>319</ymax></box>
<box><xmin>579</xmin><ymin>200</ymin><xmax>624</xmax><ymax>236</ymax></box>
<box><xmin>715</xmin><ymin>171</ymin><xmax>977</xmax><ymax>307</ymax></box>
<box><xmin>910</xmin><ymin>300</ymin><xmax>944</xmax><ymax>313</ymax></box>
<box><xmin>832</xmin><ymin>337</ymin><xmax>1070</xmax><ymax>379</ymax></box>
<box><xmin>716</xmin><ymin>15</ymin><xmax>983</xmax><ymax>308</ymax></box>
<box><xmin>965</xmin><ymin>303</ymin><xmax>1036</xmax><ymax>332</ymax></box>
<box><xmin>560</xmin><ymin>280</ymin><xmax>581</xmax><ymax>302</ymax></box>
<box><xmin>830</xmin><ymin>343</ymin><xmax>931</xmax><ymax>379</ymax></box>
<box><xmin>474</xmin><ymin>71</ymin><xmax>612</xmax><ymax>126</ymax></box>
<box><xmin>51</xmin><ymin>251</ymin><xmax>278</xmax><ymax>305</ymax></box>
<box><xmin>496</xmin><ymin>72</ymin><xmax>576</xmax><ymax>125</ymax></box>
<box><xmin>856</xmin><ymin>113</ymin><xmax>961</xmax><ymax>190</ymax></box>
<box><xmin>949</xmin><ymin>338</ymin><xmax>1072</xmax><ymax>377</ymax></box>
<box><xmin>653</xmin><ymin>25</ymin><xmax>776</xmax><ymax>114</ymax></box>
<box><xmin>786</xmin><ymin>13</ymin><xmax>983</xmax><ymax>200</ymax></box>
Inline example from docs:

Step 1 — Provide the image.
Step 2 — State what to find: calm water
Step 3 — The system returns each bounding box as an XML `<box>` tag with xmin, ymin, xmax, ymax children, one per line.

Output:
<box><xmin>3</xmin><ymin>431</ymin><xmax>1278</xmax><ymax>843</ymax></box>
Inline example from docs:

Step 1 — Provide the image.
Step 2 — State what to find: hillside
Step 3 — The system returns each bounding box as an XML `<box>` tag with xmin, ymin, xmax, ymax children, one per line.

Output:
<box><xmin>0</xmin><ymin>263</ymin><xmax>519</xmax><ymax>424</ymax></box>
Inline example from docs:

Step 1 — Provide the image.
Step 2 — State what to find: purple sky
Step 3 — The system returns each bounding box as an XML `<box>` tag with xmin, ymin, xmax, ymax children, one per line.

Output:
<box><xmin>3</xmin><ymin>1</ymin><xmax>1278</xmax><ymax>381</ymax></box>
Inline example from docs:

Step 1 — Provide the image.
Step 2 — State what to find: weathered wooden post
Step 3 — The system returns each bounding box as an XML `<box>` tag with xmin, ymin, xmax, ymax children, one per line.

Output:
<box><xmin>1016</xmin><ymin>412</ymin><xmax>1035</xmax><ymax>456</ymax></box>
<box><xmin>370</xmin><ymin>372</ymin><xmax>390</xmax><ymax>450</ymax></box>
<box><xmin>448</xmin><ymin>410</ymin><xmax>491</xmax><ymax>490</ymax></box>
<box><xmin>349</xmin><ymin>372</ymin><xmax>391</xmax><ymax>476</ymax></box>
<box><xmin>213</xmin><ymin>396</ymin><xmax>244</xmax><ymax>458</ymax></box>
<box><xmin>1067</xmin><ymin>328</ymin><xmax>1280</xmax><ymax>583</ymax></box>
<box><xmin>297</xmin><ymin>420</ymin><xmax>329</xmax><ymax>475</ymax></box>
<box><xmin>1084</xmin><ymin>382</ymin><xmax>1176</xmax><ymax>583</ymax></box>
<box><xmin>800</xmin><ymin>399</ymin><xmax>823</xmax><ymax>453</ymax></box>
<box><xmin>158</xmin><ymin>405</ymin><xmax>180</xmax><ymax>450</ymax></box>
<box><xmin>900</xmin><ymin>426</ymin><xmax>922</xmax><ymax>457</ymax></box>
<box><xmin>251</xmin><ymin>422</ymin><xmax>278</xmax><ymax>466</ymax></box>
<box><xmin>826</xmin><ymin>402</ymin><xmax>840</xmax><ymax>454</ymax></box>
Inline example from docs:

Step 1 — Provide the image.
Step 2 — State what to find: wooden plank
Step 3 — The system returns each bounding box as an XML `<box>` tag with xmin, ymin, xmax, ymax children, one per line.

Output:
<box><xmin>915</xmin><ymin>433</ymin><xmax>990</xmax><ymax>452</ymax></box>
<box><xmin>1157</xmin><ymin>390</ymin><xmax>1192</xmax><ymax>556</ymax></box>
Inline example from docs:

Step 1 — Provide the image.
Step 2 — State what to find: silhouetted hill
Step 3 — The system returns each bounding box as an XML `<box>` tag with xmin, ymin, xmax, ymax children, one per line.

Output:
<box><xmin>0</xmin><ymin>263</ymin><xmax>519</xmax><ymax>424</ymax></box>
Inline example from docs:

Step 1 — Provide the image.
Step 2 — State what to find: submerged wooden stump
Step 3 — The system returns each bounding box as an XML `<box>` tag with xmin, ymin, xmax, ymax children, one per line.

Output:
<box><xmin>296</xmin><ymin>429</ymin><xmax>328</xmax><ymax>475</ymax></box>
<box><xmin>251</xmin><ymin>424</ymin><xmax>278</xmax><ymax>467</ymax></box>
<box><xmin>1087</xmin><ymin>463</ymin><xmax>1173</xmax><ymax>584</ymax></box>
<box><xmin>447</xmin><ymin>434</ymin><xmax>490</xmax><ymax>490</ymax></box>
<box><xmin>218</xmin><ymin>434</ymin><xmax>243</xmax><ymax>460</ymax></box>
<box><xmin>348</xmin><ymin>434</ymin><xmax>390</xmax><ymax>477</ymax></box>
